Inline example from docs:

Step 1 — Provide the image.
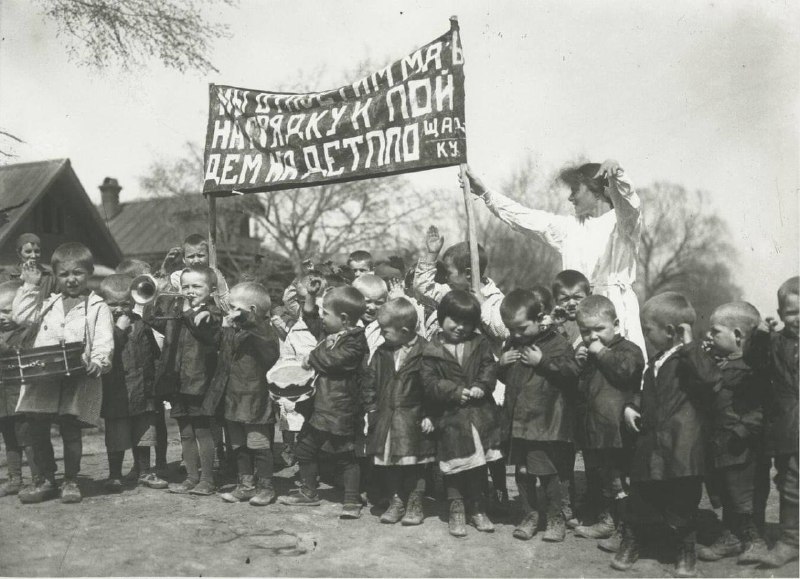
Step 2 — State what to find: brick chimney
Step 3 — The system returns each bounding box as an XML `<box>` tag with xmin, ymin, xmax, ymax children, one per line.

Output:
<box><xmin>99</xmin><ymin>177</ymin><xmax>122</xmax><ymax>219</ymax></box>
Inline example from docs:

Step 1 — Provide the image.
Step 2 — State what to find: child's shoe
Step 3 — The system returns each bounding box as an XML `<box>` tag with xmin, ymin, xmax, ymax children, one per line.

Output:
<box><xmin>380</xmin><ymin>494</ymin><xmax>405</xmax><ymax>524</ymax></box>
<box><xmin>542</xmin><ymin>513</ymin><xmax>566</xmax><ymax>542</ymax></box>
<box><xmin>0</xmin><ymin>475</ymin><xmax>23</xmax><ymax>497</ymax></box>
<box><xmin>60</xmin><ymin>479</ymin><xmax>82</xmax><ymax>503</ymax></box>
<box><xmin>168</xmin><ymin>479</ymin><xmax>197</xmax><ymax>494</ymax></box>
<box><xmin>104</xmin><ymin>478</ymin><xmax>124</xmax><ymax>493</ymax></box>
<box><xmin>757</xmin><ymin>541</ymin><xmax>799</xmax><ymax>568</ymax></box>
<box><xmin>189</xmin><ymin>480</ymin><xmax>216</xmax><ymax>495</ymax></box>
<box><xmin>19</xmin><ymin>477</ymin><xmax>58</xmax><ymax>504</ymax></box>
<box><xmin>220</xmin><ymin>475</ymin><xmax>256</xmax><ymax>503</ymax></box>
<box><xmin>340</xmin><ymin>502</ymin><xmax>362</xmax><ymax>519</ymax></box>
<box><xmin>697</xmin><ymin>529</ymin><xmax>740</xmax><ymax>561</ymax></box>
<box><xmin>598</xmin><ymin>525</ymin><xmax>623</xmax><ymax>553</ymax></box>
<box><xmin>513</xmin><ymin>511</ymin><xmax>539</xmax><ymax>540</ymax></box>
<box><xmin>401</xmin><ymin>492</ymin><xmax>424</xmax><ymax>526</ymax></box>
<box><xmin>470</xmin><ymin>512</ymin><xmax>495</xmax><ymax>533</ymax></box>
<box><xmin>139</xmin><ymin>471</ymin><xmax>168</xmax><ymax>489</ymax></box>
<box><xmin>610</xmin><ymin>526</ymin><xmax>639</xmax><ymax>571</ymax></box>
<box><xmin>448</xmin><ymin>499</ymin><xmax>467</xmax><ymax>537</ymax></box>
<box><xmin>575</xmin><ymin>510</ymin><xmax>615</xmax><ymax>539</ymax></box>
<box><xmin>737</xmin><ymin>536</ymin><xmax>768</xmax><ymax>564</ymax></box>
<box><xmin>249</xmin><ymin>479</ymin><xmax>276</xmax><ymax>506</ymax></box>
<box><xmin>279</xmin><ymin>486</ymin><xmax>321</xmax><ymax>506</ymax></box>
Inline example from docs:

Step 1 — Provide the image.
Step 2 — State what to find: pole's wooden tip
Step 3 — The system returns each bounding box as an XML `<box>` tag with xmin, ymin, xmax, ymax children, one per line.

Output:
<box><xmin>449</xmin><ymin>15</ymin><xmax>459</xmax><ymax>29</ymax></box>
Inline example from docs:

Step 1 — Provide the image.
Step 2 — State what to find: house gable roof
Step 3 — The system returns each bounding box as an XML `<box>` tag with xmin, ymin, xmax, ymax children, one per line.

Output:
<box><xmin>0</xmin><ymin>158</ymin><xmax>123</xmax><ymax>265</ymax></box>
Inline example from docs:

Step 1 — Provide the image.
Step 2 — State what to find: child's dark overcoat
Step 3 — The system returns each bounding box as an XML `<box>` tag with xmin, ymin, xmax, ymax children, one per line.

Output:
<box><xmin>575</xmin><ymin>335</ymin><xmax>644</xmax><ymax>449</ymax></box>
<box><xmin>746</xmin><ymin>328</ymin><xmax>798</xmax><ymax>457</ymax></box>
<box><xmin>363</xmin><ymin>337</ymin><xmax>435</xmax><ymax>458</ymax></box>
<box><xmin>154</xmin><ymin>304</ymin><xmax>222</xmax><ymax>417</ymax></box>
<box><xmin>628</xmin><ymin>343</ymin><xmax>718</xmax><ymax>482</ymax></box>
<box><xmin>421</xmin><ymin>332</ymin><xmax>500</xmax><ymax>462</ymax></box>
<box><xmin>708</xmin><ymin>357</ymin><xmax>763</xmax><ymax>469</ymax></box>
<box><xmin>202</xmin><ymin>320</ymin><xmax>280</xmax><ymax>423</ymax></box>
<box><xmin>101</xmin><ymin>317</ymin><xmax>159</xmax><ymax>419</ymax></box>
<box><xmin>306</xmin><ymin>326</ymin><xmax>369</xmax><ymax>438</ymax></box>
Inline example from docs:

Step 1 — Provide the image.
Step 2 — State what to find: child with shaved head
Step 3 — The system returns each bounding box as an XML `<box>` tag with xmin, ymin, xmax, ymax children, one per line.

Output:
<box><xmin>695</xmin><ymin>301</ymin><xmax>766</xmax><ymax>563</ymax></box>
<box><xmin>363</xmin><ymin>298</ymin><xmax>434</xmax><ymax>525</ymax></box>
<box><xmin>613</xmin><ymin>292</ymin><xmax>718</xmax><ymax>577</ymax></box>
<box><xmin>97</xmin><ymin>274</ymin><xmax>166</xmax><ymax>492</ymax></box>
<box><xmin>572</xmin><ymin>295</ymin><xmax>644</xmax><ymax>546</ymax></box>
<box><xmin>206</xmin><ymin>282</ymin><xmax>280</xmax><ymax>506</ymax></box>
<box><xmin>352</xmin><ymin>274</ymin><xmax>389</xmax><ymax>361</ymax></box>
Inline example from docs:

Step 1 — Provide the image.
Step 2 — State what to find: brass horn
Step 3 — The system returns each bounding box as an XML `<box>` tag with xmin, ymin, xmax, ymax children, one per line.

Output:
<box><xmin>129</xmin><ymin>275</ymin><xmax>185</xmax><ymax>316</ymax></box>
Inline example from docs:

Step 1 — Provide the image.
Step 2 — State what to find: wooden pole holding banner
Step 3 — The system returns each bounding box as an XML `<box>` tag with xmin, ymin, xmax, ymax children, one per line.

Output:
<box><xmin>460</xmin><ymin>164</ymin><xmax>481</xmax><ymax>296</ymax></box>
<box><xmin>206</xmin><ymin>194</ymin><xmax>218</xmax><ymax>269</ymax></box>
<box><xmin>450</xmin><ymin>16</ymin><xmax>480</xmax><ymax>296</ymax></box>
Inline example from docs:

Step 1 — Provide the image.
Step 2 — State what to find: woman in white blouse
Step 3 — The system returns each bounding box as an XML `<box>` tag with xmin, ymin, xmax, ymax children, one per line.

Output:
<box><xmin>464</xmin><ymin>160</ymin><xmax>646</xmax><ymax>355</ymax></box>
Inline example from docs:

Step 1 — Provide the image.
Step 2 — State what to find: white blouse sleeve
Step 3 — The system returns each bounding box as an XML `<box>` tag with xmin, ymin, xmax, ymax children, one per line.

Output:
<box><xmin>605</xmin><ymin>169</ymin><xmax>641</xmax><ymax>242</ymax></box>
<box><xmin>482</xmin><ymin>189</ymin><xmax>571</xmax><ymax>252</ymax></box>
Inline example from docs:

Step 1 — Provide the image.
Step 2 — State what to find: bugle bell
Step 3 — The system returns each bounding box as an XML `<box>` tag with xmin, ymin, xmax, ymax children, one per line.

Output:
<box><xmin>129</xmin><ymin>274</ymin><xmax>185</xmax><ymax>319</ymax></box>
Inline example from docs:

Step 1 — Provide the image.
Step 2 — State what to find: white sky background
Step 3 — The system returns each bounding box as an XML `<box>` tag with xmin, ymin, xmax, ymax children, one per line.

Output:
<box><xmin>1</xmin><ymin>0</ymin><xmax>797</xmax><ymax>315</ymax></box>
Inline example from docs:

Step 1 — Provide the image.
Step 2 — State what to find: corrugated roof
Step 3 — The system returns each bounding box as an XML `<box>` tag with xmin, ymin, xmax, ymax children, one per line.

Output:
<box><xmin>104</xmin><ymin>196</ymin><xmax>264</xmax><ymax>258</ymax></box>
<box><xmin>0</xmin><ymin>159</ymin><xmax>67</xmax><ymax>244</ymax></box>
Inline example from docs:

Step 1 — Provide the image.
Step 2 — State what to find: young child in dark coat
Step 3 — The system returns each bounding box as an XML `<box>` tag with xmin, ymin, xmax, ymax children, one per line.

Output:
<box><xmin>746</xmin><ymin>276</ymin><xmax>799</xmax><ymax>568</ymax></box>
<box><xmin>498</xmin><ymin>289</ymin><xmax>579</xmax><ymax>543</ymax></box>
<box><xmin>208</xmin><ymin>282</ymin><xmax>280</xmax><ymax>506</ymax></box>
<box><xmin>156</xmin><ymin>266</ymin><xmax>222</xmax><ymax>496</ymax></box>
<box><xmin>695</xmin><ymin>301</ymin><xmax>765</xmax><ymax>564</ymax></box>
<box><xmin>422</xmin><ymin>290</ymin><xmax>502</xmax><ymax>537</ymax></box>
<box><xmin>98</xmin><ymin>275</ymin><xmax>167</xmax><ymax>492</ymax></box>
<box><xmin>612</xmin><ymin>292</ymin><xmax>718</xmax><ymax>578</ymax></box>
<box><xmin>0</xmin><ymin>280</ymin><xmax>37</xmax><ymax>497</ymax></box>
<box><xmin>279</xmin><ymin>285</ymin><xmax>369</xmax><ymax>519</ymax></box>
<box><xmin>572</xmin><ymin>296</ymin><xmax>644</xmax><ymax>545</ymax></box>
<box><xmin>363</xmin><ymin>297</ymin><xmax>434</xmax><ymax>525</ymax></box>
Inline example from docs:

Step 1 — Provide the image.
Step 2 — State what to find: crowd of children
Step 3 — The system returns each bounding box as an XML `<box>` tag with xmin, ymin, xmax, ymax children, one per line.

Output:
<box><xmin>0</xmin><ymin>176</ymin><xmax>797</xmax><ymax>576</ymax></box>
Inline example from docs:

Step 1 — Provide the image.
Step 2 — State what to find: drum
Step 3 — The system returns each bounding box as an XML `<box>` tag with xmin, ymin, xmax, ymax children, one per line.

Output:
<box><xmin>266</xmin><ymin>359</ymin><xmax>315</xmax><ymax>403</ymax></box>
<box><xmin>0</xmin><ymin>341</ymin><xmax>86</xmax><ymax>385</ymax></box>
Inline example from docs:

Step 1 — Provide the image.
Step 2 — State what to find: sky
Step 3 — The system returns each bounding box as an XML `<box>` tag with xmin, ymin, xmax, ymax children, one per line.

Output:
<box><xmin>1</xmin><ymin>0</ymin><xmax>797</xmax><ymax>315</ymax></box>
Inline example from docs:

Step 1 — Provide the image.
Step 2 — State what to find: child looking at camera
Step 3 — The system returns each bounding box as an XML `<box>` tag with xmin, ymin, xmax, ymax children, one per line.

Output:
<box><xmin>422</xmin><ymin>290</ymin><xmax>502</xmax><ymax>537</ymax></box>
<box><xmin>14</xmin><ymin>243</ymin><xmax>114</xmax><ymax>505</ymax></box>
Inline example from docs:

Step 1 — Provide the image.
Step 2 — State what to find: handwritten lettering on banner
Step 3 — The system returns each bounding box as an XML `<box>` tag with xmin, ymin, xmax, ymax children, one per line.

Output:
<box><xmin>203</xmin><ymin>22</ymin><xmax>466</xmax><ymax>196</ymax></box>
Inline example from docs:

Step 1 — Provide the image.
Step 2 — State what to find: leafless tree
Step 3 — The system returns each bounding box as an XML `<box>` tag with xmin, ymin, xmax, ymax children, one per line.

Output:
<box><xmin>635</xmin><ymin>182</ymin><xmax>741</xmax><ymax>326</ymax></box>
<box><xmin>33</xmin><ymin>0</ymin><xmax>234</xmax><ymax>73</ymax></box>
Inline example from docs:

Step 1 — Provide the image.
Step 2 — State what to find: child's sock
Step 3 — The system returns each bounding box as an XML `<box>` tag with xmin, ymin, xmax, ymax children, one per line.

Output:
<box><xmin>134</xmin><ymin>446</ymin><xmax>151</xmax><ymax>473</ymax></box>
<box><xmin>155</xmin><ymin>408</ymin><xmax>168</xmax><ymax>469</ymax></box>
<box><xmin>235</xmin><ymin>446</ymin><xmax>254</xmax><ymax>477</ymax></box>
<box><xmin>253</xmin><ymin>448</ymin><xmax>273</xmax><ymax>482</ymax></box>
<box><xmin>60</xmin><ymin>424</ymin><xmax>82</xmax><ymax>480</ymax></box>
<box><xmin>178</xmin><ymin>419</ymin><xmax>200</xmax><ymax>482</ymax></box>
<box><xmin>108</xmin><ymin>451</ymin><xmax>124</xmax><ymax>480</ymax></box>
<box><xmin>195</xmin><ymin>423</ymin><xmax>215</xmax><ymax>484</ymax></box>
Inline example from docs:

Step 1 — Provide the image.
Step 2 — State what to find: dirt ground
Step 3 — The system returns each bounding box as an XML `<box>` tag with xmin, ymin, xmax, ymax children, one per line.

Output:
<box><xmin>0</xmin><ymin>423</ymin><xmax>797</xmax><ymax>578</ymax></box>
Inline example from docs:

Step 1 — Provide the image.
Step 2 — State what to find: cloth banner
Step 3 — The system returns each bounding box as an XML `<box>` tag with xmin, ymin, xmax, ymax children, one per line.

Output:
<box><xmin>203</xmin><ymin>21</ymin><xmax>466</xmax><ymax>196</ymax></box>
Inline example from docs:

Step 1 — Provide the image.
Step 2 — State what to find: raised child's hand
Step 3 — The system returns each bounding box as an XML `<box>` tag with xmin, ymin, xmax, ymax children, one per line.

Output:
<box><xmin>421</xmin><ymin>417</ymin><xmax>434</xmax><ymax>434</ymax></box>
<box><xmin>499</xmin><ymin>350</ymin><xmax>521</xmax><ymax>366</ymax></box>
<box><xmin>387</xmin><ymin>278</ymin><xmax>405</xmax><ymax>300</ymax></box>
<box><xmin>574</xmin><ymin>344</ymin><xmax>589</xmax><ymax>365</ymax></box>
<box><xmin>20</xmin><ymin>261</ymin><xmax>42</xmax><ymax>286</ymax></box>
<box><xmin>623</xmin><ymin>407</ymin><xmax>641</xmax><ymax>433</ymax></box>
<box><xmin>115</xmin><ymin>314</ymin><xmax>131</xmax><ymax>331</ymax></box>
<box><xmin>587</xmin><ymin>340</ymin><xmax>605</xmax><ymax>356</ymax></box>
<box><xmin>469</xmin><ymin>386</ymin><xmax>484</xmax><ymax>399</ymax></box>
<box><xmin>520</xmin><ymin>345</ymin><xmax>543</xmax><ymax>367</ymax></box>
<box><xmin>425</xmin><ymin>225</ymin><xmax>444</xmax><ymax>256</ymax></box>
<box><xmin>194</xmin><ymin>310</ymin><xmax>211</xmax><ymax>326</ymax></box>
